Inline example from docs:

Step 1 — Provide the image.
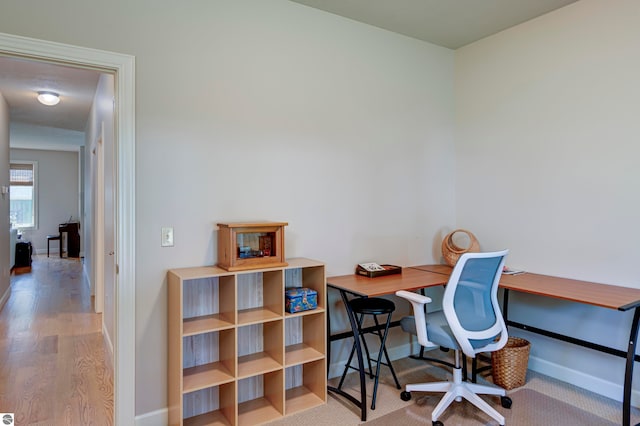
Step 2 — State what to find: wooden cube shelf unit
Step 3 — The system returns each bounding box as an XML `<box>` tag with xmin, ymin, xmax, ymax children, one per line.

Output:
<box><xmin>217</xmin><ymin>222</ymin><xmax>288</xmax><ymax>271</ymax></box>
<box><xmin>168</xmin><ymin>258</ymin><xmax>326</xmax><ymax>426</ymax></box>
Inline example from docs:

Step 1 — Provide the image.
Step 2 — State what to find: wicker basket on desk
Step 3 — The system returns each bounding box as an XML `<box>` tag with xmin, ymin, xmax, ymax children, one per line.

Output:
<box><xmin>441</xmin><ymin>229</ymin><xmax>480</xmax><ymax>267</ymax></box>
<box><xmin>492</xmin><ymin>336</ymin><xmax>530</xmax><ymax>390</ymax></box>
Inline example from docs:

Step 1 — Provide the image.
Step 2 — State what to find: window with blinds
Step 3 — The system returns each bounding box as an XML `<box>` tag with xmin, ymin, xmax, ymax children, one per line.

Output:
<box><xmin>10</xmin><ymin>161</ymin><xmax>38</xmax><ymax>229</ymax></box>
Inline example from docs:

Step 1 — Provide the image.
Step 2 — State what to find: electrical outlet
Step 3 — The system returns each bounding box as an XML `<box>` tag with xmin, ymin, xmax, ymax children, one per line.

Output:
<box><xmin>161</xmin><ymin>227</ymin><xmax>174</xmax><ymax>247</ymax></box>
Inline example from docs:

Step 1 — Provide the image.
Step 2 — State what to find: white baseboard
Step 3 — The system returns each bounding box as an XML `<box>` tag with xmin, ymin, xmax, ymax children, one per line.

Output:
<box><xmin>135</xmin><ymin>408</ymin><xmax>167</xmax><ymax>426</ymax></box>
<box><xmin>83</xmin><ymin>263</ymin><xmax>92</xmax><ymax>293</ymax></box>
<box><xmin>529</xmin><ymin>356</ymin><xmax>640</xmax><ymax>407</ymax></box>
<box><xmin>0</xmin><ymin>285</ymin><xmax>11</xmax><ymax>313</ymax></box>
<box><xmin>35</xmin><ymin>248</ymin><xmax>59</xmax><ymax>255</ymax></box>
<box><xmin>528</xmin><ymin>354</ymin><xmax>640</xmax><ymax>407</ymax></box>
<box><xmin>102</xmin><ymin>321</ymin><xmax>114</xmax><ymax>370</ymax></box>
<box><xmin>328</xmin><ymin>341</ymin><xmax>420</xmax><ymax>379</ymax></box>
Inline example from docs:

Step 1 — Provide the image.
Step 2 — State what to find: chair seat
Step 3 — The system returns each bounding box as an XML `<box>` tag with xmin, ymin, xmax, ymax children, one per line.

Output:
<box><xmin>401</xmin><ymin>311</ymin><xmax>501</xmax><ymax>353</ymax></box>
<box><xmin>47</xmin><ymin>235</ymin><xmax>61</xmax><ymax>240</ymax></box>
<box><xmin>401</xmin><ymin>310</ymin><xmax>459</xmax><ymax>350</ymax></box>
<box><xmin>349</xmin><ymin>297</ymin><xmax>395</xmax><ymax>315</ymax></box>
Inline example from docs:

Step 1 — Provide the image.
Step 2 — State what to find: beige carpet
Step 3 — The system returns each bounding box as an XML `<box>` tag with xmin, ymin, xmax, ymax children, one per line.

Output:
<box><xmin>363</xmin><ymin>388</ymin><xmax>617</xmax><ymax>426</ymax></box>
<box><xmin>267</xmin><ymin>355</ymin><xmax>639</xmax><ymax>426</ymax></box>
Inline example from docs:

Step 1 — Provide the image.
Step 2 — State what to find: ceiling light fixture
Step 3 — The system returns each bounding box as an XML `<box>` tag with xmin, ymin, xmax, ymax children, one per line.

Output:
<box><xmin>37</xmin><ymin>91</ymin><xmax>60</xmax><ymax>106</ymax></box>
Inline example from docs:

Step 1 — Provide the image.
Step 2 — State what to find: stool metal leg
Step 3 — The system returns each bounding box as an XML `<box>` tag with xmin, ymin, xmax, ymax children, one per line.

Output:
<box><xmin>337</xmin><ymin>331</ymin><xmax>359</xmax><ymax>389</ymax></box>
<box><xmin>356</xmin><ymin>313</ymin><xmax>375</xmax><ymax>378</ymax></box>
<box><xmin>338</xmin><ymin>312</ymin><xmax>375</xmax><ymax>388</ymax></box>
<box><xmin>371</xmin><ymin>312</ymin><xmax>396</xmax><ymax>410</ymax></box>
<box><xmin>373</xmin><ymin>314</ymin><xmax>401</xmax><ymax>391</ymax></box>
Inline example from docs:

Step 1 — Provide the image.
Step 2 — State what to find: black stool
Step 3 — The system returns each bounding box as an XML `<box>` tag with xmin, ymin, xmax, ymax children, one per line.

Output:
<box><xmin>338</xmin><ymin>297</ymin><xmax>401</xmax><ymax>410</ymax></box>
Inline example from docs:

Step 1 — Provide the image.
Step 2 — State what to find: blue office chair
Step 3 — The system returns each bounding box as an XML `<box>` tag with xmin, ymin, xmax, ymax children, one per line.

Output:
<box><xmin>396</xmin><ymin>250</ymin><xmax>511</xmax><ymax>426</ymax></box>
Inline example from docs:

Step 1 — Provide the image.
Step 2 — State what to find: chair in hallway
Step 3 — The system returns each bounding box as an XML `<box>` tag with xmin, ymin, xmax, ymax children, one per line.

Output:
<box><xmin>46</xmin><ymin>233</ymin><xmax>61</xmax><ymax>257</ymax></box>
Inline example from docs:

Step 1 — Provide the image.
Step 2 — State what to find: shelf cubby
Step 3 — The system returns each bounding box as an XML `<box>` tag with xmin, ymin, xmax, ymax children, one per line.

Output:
<box><xmin>183</xmin><ymin>382</ymin><xmax>236</xmax><ymax>426</ymax></box>
<box><xmin>285</xmin><ymin>312</ymin><xmax>325</xmax><ymax>367</ymax></box>
<box><xmin>183</xmin><ymin>274</ymin><xmax>236</xmax><ymax>335</ymax></box>
<box><xmin>285</xmin><ymin>360</ymin><xmax>326</xmax><ymax>415</ymax></box>
<box><xmin>284</xmin><ymin>261</ymin><xmax>326</xmax><ymax>312</ymax></box>
<box><xmin>237</xmin><ymin>269</ymin><xmax>283</xmax><ymax>325</ymax></box>
<box><xmin>237</xmin><ymin>370</ymin><xmax>284</xmax><ymax>426</ymax></box>
<box><xmin>237</xmin><ymin>321</ymin><xmax>283</xmax><ymax>378</ymax></box>
<box><xmin>183</xmin><ymin>328</ymin><xmax>236</xmax><ymax>393</ymax></box>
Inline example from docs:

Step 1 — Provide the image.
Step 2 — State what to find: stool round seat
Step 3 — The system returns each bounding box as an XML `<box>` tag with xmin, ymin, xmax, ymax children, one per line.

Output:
<box><xmin>349</xmin><ymin>297</ymin><xmax>395</xmax><ymax>315</ymax></box>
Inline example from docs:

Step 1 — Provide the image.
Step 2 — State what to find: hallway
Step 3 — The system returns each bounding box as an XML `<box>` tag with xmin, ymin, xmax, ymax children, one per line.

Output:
<box><xmin>0</xmin><ymin>255</ymin><xmax>113</xmax><ymax>425</ymax></box>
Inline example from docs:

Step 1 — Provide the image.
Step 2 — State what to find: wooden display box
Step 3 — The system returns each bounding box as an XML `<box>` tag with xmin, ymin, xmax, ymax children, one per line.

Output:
<box><xmin>217</xmin><ymin>222</ymin><xmax>288</xmax><ymax>271</ymax></box>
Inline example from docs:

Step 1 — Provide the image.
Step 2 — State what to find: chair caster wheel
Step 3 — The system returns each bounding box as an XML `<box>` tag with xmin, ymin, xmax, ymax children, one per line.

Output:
<box><xmin>432</xmin><ymin>421</ymin><xmax>444</xmax><ymax>426</ymax></box>
<box><xmin>501</xmin><ymin>396</ymin><xmax>512</xmax><ymax>409</ymax></box>
<box><xmin>400</xmin><ymin>391</ymin><xmax>412</xmax><ymax>401</ymax></box>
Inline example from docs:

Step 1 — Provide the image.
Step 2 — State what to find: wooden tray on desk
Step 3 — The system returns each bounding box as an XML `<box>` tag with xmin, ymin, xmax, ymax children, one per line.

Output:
<box><xmin>356</xmin><ymin>264</ymin><xmax>402</xmax><ymax>278</ymax></box>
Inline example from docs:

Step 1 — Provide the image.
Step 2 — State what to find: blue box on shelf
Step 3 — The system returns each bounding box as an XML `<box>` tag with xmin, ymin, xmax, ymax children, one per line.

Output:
<box><xmin>285</xmin><ymin>287</ymin><xmax>318</xmax><ymax>313</ymax></box>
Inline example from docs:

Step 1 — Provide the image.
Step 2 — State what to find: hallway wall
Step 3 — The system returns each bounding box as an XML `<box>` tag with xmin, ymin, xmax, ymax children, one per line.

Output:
<box><xmin>0</xmin><ymin>92</ymin><xmax>10</xmax><ymax>308</ymax></box>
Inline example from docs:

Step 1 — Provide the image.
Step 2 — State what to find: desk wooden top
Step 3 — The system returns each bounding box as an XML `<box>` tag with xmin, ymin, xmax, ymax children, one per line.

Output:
<box><xmin>412</xmin><ymin>264</ymin><xmax>640</xmax><ymax>311</ymax></box>
<box><xmin>327</xmin><ymin>267</ymin><xmax>448</xmax><ymax>297</ymax></box>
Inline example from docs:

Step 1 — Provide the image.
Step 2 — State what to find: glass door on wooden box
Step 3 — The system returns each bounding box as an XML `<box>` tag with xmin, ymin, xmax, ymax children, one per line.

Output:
<box><xmin>237</xmin><ymin>231</ymin><xmax>276</xmax><ymax>259</ymax></box>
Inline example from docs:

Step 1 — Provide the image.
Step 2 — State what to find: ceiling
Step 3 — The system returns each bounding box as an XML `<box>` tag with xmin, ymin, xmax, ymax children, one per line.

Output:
<box><xmin>0</xmin><ymin>55</ymin><xmax>101</xmax><ymax>133</ymax></box>
<box><xmin>290</xmin><ymin>0</ymin><xmax>578</xmax><ymax>49</ymax></box>
<box><xmin>0</xmin><ymin>1</ymin><xmax>578</xmax><ymax>133</ymax></box>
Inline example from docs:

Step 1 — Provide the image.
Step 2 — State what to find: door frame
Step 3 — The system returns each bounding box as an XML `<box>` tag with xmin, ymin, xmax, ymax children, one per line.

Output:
<box><xmin>94</xmin><ymin>127</ymin><xmax>105</xmax><ymax>314</ymax></box>
<box><xmin>0</xmin><ymin>32</ymin><xmax>136</xmax><ymax>425</ymax></box>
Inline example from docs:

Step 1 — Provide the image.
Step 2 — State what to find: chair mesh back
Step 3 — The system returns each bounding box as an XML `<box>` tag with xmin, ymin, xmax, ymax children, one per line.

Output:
<box><xmin>454</xmin><ymin>256</ymin><xmax>502</xmax><ymax>333</ymax></box>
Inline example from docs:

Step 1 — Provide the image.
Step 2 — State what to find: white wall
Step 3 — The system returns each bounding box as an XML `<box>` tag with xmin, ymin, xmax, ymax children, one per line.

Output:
<box><xmin>84</xmin><ymin>72</ymin><xmax>116</xmax><ymax>355</ymax></box>
<box><xmin>455</xmin><ymin>0</ymin><xmax>640</xmax><ymax>402</ymax></box>
<box><xmin>0</xmin><ymin>0</ymin><xmax>456</xmax><ymax>416</ymax></box>
<box><xmin>10</xmin><ymin>149</ymin><xmax>80</xmax><ymax>254</ymax></box>
<box><xmin>0</xmin><ymin>92</ymin><xmax>10</xmax><ymax>308</ymax></box>
<box><xmin>10</xmin><ymin>122</ymin><xmax>84</xmax><ymax>151</ymax></box>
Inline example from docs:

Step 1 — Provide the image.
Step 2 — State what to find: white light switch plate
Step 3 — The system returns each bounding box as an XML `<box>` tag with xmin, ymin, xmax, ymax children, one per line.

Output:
<box><xmin>161</xmin><ymin>227</ymin><xmax>174</xmax><ymax>247</ymax></box>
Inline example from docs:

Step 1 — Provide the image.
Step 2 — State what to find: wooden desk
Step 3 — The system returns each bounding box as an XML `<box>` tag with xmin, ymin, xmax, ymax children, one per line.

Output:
<box><xmin>326</xmin><ymin>268</ymin><xmax>449</xmax><ymax>421</ymax></box>
<box><xmin>413</xmin><ymin>264</ymin><xmax>640</xmax><ymax>426</ymax></box>
<box><xmin>328</xmin><ymin>267</ymin><xmax>449</xmax><ymax>298</ymax></box>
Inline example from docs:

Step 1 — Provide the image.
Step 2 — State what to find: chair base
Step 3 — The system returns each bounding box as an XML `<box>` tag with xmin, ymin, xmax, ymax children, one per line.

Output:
<box><xmin>405</xmin><ymin>367</ymin><xmax>506</xmax><ymax>425</ymax></box>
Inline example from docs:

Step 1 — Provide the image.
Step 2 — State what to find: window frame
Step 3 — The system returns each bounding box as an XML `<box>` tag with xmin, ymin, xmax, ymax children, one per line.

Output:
<box><xmin>9</xmin><ymin>160</ymin><xmax>38</xmax><ymax>230</ymax></box>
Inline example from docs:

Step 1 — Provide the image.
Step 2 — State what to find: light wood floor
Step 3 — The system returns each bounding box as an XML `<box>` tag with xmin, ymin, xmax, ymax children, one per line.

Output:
<box><xmin>0</xmin><ymin>255</ymin><xmax>113</xmax><ymax>425</ymax></box>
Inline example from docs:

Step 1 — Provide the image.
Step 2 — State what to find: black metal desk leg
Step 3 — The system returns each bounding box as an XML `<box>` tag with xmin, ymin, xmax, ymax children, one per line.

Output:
<box><xmin>623</xmin><ymin>307</ymin><xmax>640</xmax><ymax>426</ymax></box>
<box><xmin>502</xmin><ymin>288</ymin><xmax>510</xmax><ymax>322</ymax></box>
<box><xmin>327</xmin><ymin>291</ymin><xmax>331</xmax><ymax>377</ymax></box>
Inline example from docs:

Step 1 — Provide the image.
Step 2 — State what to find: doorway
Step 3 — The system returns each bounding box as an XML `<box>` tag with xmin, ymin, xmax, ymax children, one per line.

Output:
<box><xmin>0</xmin><ymin>32</ymin><xmax>135</xmax><ymax>425</ymax></box>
